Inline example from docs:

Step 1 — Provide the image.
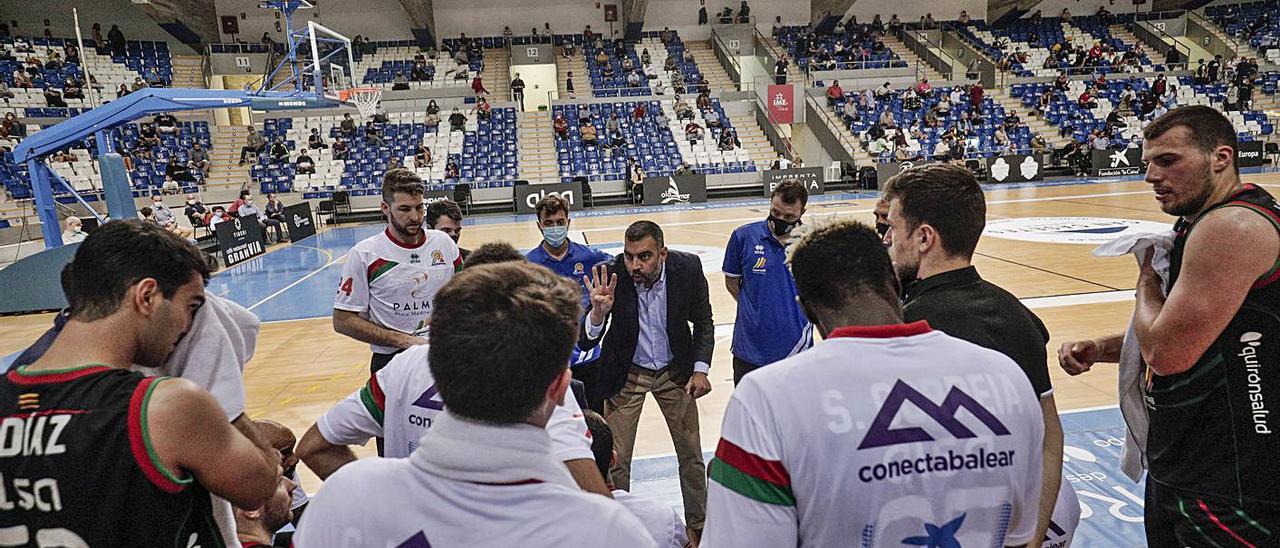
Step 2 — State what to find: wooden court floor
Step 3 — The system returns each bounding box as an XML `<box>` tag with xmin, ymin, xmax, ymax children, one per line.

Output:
<box><xmin>7</xmin><ymin>175</ymin><xmax>1276</xmax><ymax>493</ymax></box>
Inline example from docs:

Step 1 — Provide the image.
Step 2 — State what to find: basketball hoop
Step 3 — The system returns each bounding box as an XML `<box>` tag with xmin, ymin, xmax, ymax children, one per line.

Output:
<box><xmin>338</xmin><ymin>87</ymin><xmax>382</xmax><ymax>118</ymax></box>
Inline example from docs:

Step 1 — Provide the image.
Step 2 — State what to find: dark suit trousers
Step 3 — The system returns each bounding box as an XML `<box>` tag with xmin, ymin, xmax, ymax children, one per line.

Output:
<box><xmin>605</xmin><ymin>365</ymin><xmax>707</xmax><ymax>529</ymax></box>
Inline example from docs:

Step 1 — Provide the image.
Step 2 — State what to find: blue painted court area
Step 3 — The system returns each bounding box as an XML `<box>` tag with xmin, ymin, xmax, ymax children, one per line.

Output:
<box><xmin>629</xmin><ymin>406</ymin><xmax>1147</xmax><ymax>547</ymax></box>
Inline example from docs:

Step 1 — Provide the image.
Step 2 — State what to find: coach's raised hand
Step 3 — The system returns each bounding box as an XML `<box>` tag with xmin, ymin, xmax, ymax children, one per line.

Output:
<box><xmin>584</xmin><ymin>263</ymin><xmax>617</xmax><ymax>327</ymax></box>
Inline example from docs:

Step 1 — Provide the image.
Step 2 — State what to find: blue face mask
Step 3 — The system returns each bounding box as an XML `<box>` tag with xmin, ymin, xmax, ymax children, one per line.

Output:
<box><xmin>542</xmin><ymin>226</ymin><xmax>569</xmax><ymax>247</ymax></box>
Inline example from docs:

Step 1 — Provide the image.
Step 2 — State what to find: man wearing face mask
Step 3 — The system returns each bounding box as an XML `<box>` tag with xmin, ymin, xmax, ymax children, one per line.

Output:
<box><xmin>581</xmin><ymin>220</ymin><xmax>714</xmax><ymax>539</ymax></box>
<box><xmin>526</xmin><ymin>194</ymin><xmax>614</xmax><ymax>412</ymax></box>
<box><xmin>722</xmin><ymin>180</ymin><xmax>813</xmax><ymax>384</ymax></box>
<box><xmin>873</xmin><ymin>194</ymin><xmax>890</xmax><ymax>241</ymax></box>
<box><xmin>425</xmin><ymin>199</ymin><xmax>470</xmax><ymax>260</ymax></box>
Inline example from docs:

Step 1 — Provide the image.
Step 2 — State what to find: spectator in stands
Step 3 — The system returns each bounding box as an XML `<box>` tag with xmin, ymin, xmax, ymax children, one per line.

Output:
<box><xmin>132</xmin><ymin>76</ymin><xmax>148</xmax><ymax>92</ymax></box>
<box><xmin>704</xmin><ymin>107</ymin><xmax>722</xmax><ymax>129</ymax></box>
<box><xmin>654</xmin><ymin>107</ymin><xmax>670</xmax><ymax>127</ymax></box>
<box><xmin>607</xmin><ymin>128</ymin><xmax>626</xmax><ymax>157</ymax></box>
<box><xmin>42</xmin><ymin>86</ymin><xmax>66</xmax><ymax>108</ymax></box>
<box><xmin>189</xmin><ymin>142</ymin><xmax>208</xmax><ymax>175</ymax></box>
<box><xmin>867</xmin><ymin>133</ymin><xmax>890</xmax><ymax>156</ymax></box>
<box><xmin>364</xmin><ymin>122</ymin><xmax>384</xmax><ymax>147</ymax></box>
<box><xmin>565</xmin><ymin>71</ymin><xmax>576</xmax><ymax>99</ymax></box>
<box><xmin>414</xmin><ymin>144</ymin><xmax>432</xmax><ymax>168</ymax></box>
<box><xmin>445</xmin><ymin>158</ymin><xmax>460</xmax><ymax>178</ymax></box>
<box><xmin>684</xmin><ymin>120</ymin><xmax>704</xmax><ymax>144</ymax></box>
<box><xmin>878</xmin><ymin>107</ymin><xmax>896</xmax><ymax>131</ymax></box>
<box><xmin>581</xmin><ymin>119</ymin><xmax>600</xmax><ymax>146</ymax></box>
<box><xmin>209</xmin><ymin>205</ymin><xmax>228</xmax><ymax>228</ymax></box>
<box><xmin>145</xmin><ymin>197</ymin><xmax>194</xmax><ymax>239</ymax></box>
<box><xmin>11</xmin><ymin>69</ymin><xmax>31</xmax><ymax>89</ymax></box>
<box><xmin>1209</xmin><ymin>54</ymin><xmax>1223</xmax><ymax>83</ymax></box>
<box><xmin>269</xmin><ymin>137</ymin><xmax>289</xmax><ymax>162</ymax></box>
<box><xmin>825</xmin><ymin>80</ymin><xmax>844</xmax><ymax>106</ymax></box>
<box><xmin>236</xmin><ymin>194</ymin><xmax>287</xmax><ymax>244</ymax></box>
<box><xmin>553</xmin><ymin>114</ymin><xmax>570</xmax><ymax>139</ymax></box>
<box><xmin>91</xmin><ymin>23</ymin><xmax>105</xmax><ymax>51</ymax></box>
<box><xmin>112</xmin><ymin>82</ymin><xmax>130</xmax><ymax>99</ymax></box>
<box><xmin>53</xmin><ymin>150</ymin><xmax>77</xmax><ymax>163</ymax></box>
<box><xmin>958</xmin><ymin>9</ymin><xmax>971</xmax><ymax>24</ymax></box>
<box><xmin>145</xmin><ymin>67</ymin><xmax>165</xmax><ymax>88</ymax></box>
<box><xmin>1030</xmin><ymin>132</ymin><xmax>1048</xmax><ymax>156</ymax></box>
<box><xmin>674</xmin><ymin>95</ymin><xmax>694</xmax><ymax>120</ymax></box>
<box><xmin>717</xmin><ymin>129</ymin><xmax>740</xmax><ymax>152</ymax></box>
<box><xmin>107</xmin><ymin>24</ymin><xmax>126</xmax><ymax>56</ymax></box>
<box><xmin>914</xmin><ymin>78</ymin><xmax>933</xmax><ymax>98</ymax></box>
<box><xmin>1003</xmin><ymin>109</ymin><xmax>1020</xmax><ymax>132</ymax></box>
<box><xmin>63</xmin><ymin>79</ymin><xmax>85</xmax><ymax>100</ymax></box>
<box><xmin>151</xmin><ymin>114</ymin><xmax>179</xmax><ymax>137</ymax></box>
<box><xmin>410</xmin><ymin>61</ymin><xmax>429</xmax><ymax>82</ymax></box>
<box><xmin>228</xmin><ymin>190</ymin><xmax>252</xmax><ymax>216</ymax></box>
<box><xmin>332</xmin><ymin>138</ymin><xmax>349</xmax><ymax>160</ymax></box>
<box><xmin>165</xmin><ymin>155</ymin><xmax>194</xmax><ymax>184</ymax></box>
<box><xmin>392</xmin><ymin>71</ymin><xmax>410</xmax><ymax>91</ymax></box>
<box><xmin>301</xmin><ymin>128</ymin><xmax>325</xmax><ymax>151</ymax></box>
<box><xmin>631</xmin><ymin>103</ymin><xmax>647</xmax><ymax>121</ymax></box>
<box><xmin>1060</xmin><ymin>8</ymin><xmax>1071</xmax><ymax>21</ymax></box>
<box><xmin>0</xmin><ymin>79</ymin><xmax>13</xmax><ymax>102</ymax></box>
<box><xmin>339</xmin><ymin>113</ymin><xmax>357</xmax><ymax>138</ymax></box>
<box><xmin>264</xmin><ymin>193</ymin><xmax>287</xmax><ymax>237</ymax></box>
<box><xmin>449</xmin><ymin>107</ymin><xmax>467</xmax><ymax>132</ymax></box>
<box><xmin>1078</xmin><ymin>87</ymin><xmax>1097</xmax><ymax>110</ymax></box>
<box><xmin>774</xmin><ymin>54</ymin><xmax>788</xmax><ymax>85</ymax></box>
<box><xmin>453</xmin><ymin>47</ymin><xmax>469</xmax><ymax>67</ymax></box>
<box><xmin>474</xmin><ymin>97</ymin><xmax>492</xmax><ymax>121</ymax></box>
<box><xmin>295</xmin><ymin>150</ymin><xmax>316</xmax><ymax>175</ymax></box>
<box><xmin>62</xmin><ymin>217</ymin><xmax>87</xmax><ymax>243</ymax></box>
<box><xmin>137</xmin><ymin>123</ymin><xmax>160</xmax><ymax>150</ymax></box>
<box><xmin>605</xmin><ymin>112</ymin><xmax>622</xmax><ymax>134</ymax></box>
<box><xmin>1090</xmin><ymin>129</ymin><xmax>1111</xmax><ymax>150</ymax></box>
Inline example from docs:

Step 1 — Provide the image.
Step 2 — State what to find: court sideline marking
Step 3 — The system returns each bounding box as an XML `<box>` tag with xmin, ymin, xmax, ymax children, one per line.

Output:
<box><xmin>246</xmin><ymin>245</ymin><xmax>339</xmax><ymax>311</ymax></box>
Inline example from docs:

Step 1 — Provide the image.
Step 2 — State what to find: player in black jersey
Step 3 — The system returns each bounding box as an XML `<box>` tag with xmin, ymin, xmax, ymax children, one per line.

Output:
<box><xmin>1060</xmin><ymin>106</ymin><xmax>1280</xmax><ymax>546</ymax></box>
<box><xmin>0</xmin><ymin>220</ymin><xmax>281</xmax><ymax>546</ymax></box>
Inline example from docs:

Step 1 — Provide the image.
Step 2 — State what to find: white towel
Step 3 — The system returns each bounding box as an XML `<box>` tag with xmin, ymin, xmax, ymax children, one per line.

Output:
<box><xmin>131</xmin><ymin>292</ymin><xmax>260</xmax><ymax>548</ymax></box>
<box><xmin>1092</xmin><ymin>229</ymin><xmax>1175</xmax><ymax>481</ymax></box>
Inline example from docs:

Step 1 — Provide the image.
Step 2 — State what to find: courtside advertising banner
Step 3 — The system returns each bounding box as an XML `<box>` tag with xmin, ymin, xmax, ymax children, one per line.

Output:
<box><xmin>762</xmin><ymin>167</ymin><xmax>825</xmax><ymax>197</ymax></box>
<box><xmin>216</xmin><ymin>215</ymin><xmax>265</xmax><ymax>267</ymax></box>
<box><xmin>1091</xmin><ymin>148</ymin><xmax>1145</xmax><ymax>177</ymax></box>
<box><xmin>986</xmin><ymin>154</ymin><xmax>1045</xmax><ymax>184</ymax></box>
<box><xmin>513</xmin><ymin>182</ymin><xmax>585</xmax><ymax>214</ymax></box>
<box><xmin>643</xmin><ymin>175</ymin><xmax>707</xmax><ymax>206</ymax></box>
<box><xmin>283</xmin><ymin>202</ymin><xmax>316</xmax><ymax>242</ymax></box>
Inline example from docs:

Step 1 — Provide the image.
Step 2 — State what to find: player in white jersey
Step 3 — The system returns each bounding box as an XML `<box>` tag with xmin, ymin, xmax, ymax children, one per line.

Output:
<box><xmin>295</xmin><ymin>344</ymin><xmax>593</xmax><ymax>475</ymax></box>
<box><xmin>703</xmin><ymin>220</ymin><xmax>1045</xmax><ymax>548</ymax></box>
<box><xmin>584</xmin><ymin>410</ymin><xmax>690</xmax><ymax>548</ymax></box>
<box><xmin>294</xmin><ymin>262</ymin><xmax>654</xmax><ymax>547</ymax></box>
<box><xmin>332</xmin><ymin>168</ymin><xmax>461</xmax><ymax>376</ymax></box>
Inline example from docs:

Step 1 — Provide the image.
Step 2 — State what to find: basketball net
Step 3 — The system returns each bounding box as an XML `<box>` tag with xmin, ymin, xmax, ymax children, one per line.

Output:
<box><xmin>338</xmin><ymin>87</ymin><xmax>383</xmax><ymax>119</ymax></box>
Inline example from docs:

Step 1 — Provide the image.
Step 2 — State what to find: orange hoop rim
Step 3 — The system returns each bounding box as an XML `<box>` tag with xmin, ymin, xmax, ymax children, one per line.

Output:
<box><xmin>337</xmin><ymin>87</ymin><xmax>382</xmax><ymax>102</ymax></box>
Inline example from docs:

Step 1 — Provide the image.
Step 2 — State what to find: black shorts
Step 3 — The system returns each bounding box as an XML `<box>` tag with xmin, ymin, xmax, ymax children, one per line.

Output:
<box><xmin>1145</xmin><ymin>479</ymin><xmax>1280</xmax><ymax>547</ymax></box>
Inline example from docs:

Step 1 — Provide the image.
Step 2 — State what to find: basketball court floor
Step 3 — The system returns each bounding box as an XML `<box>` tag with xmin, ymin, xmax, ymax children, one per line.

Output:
<box><xmin>6</xmin><ymin>173</ymin><xmax>1266</xmax><ymax>546</ymax></box>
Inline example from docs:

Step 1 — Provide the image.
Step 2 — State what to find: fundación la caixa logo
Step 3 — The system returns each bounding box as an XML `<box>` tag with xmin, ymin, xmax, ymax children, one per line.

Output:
<box><xmin>856</xmin><ymin>380</ymin><xmax>1017</xmax><ymax>483</ymax></box>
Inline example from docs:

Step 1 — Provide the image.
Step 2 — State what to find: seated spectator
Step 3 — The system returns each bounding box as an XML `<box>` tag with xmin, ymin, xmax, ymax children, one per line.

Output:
<box><xmin>445</xmin><ymin>158</ymin><xmax>460</xmax><ymax>178</ymax></box>
<box><xmin>603</xmin><ymin>63</ymin><xmax>616</xmax><ymax>79</ymax></box>
<box><xmin>392</xmin><ymin>71</ymin><xmax>410</xmax><ymax>90</ymax></box>
<box><xmin>235</xmin><ymin>195</ymin><xmax>287</xmax><ymax>243</ymax></box>
<box><xmin>718</xmin><ymin>129</ymin><xmax>740</xmax><ymax>151</ymax></box>
<box><xmin>145</xmin><ymin>196</ymin><xmax>194</xmax><ymax>239</ymax></box>
<box><xmin>449</xmin><ymin>108</ymin><xmax>467</xmax><ymax>132</ymax></box>
<box><xmin>1091</xmin><ymin>130</ymin><xmax>1111</xmax><ymax>150</ymax></box>
<box><xmin>295</xmin><ymin>151</ymin><xmax>316</xmax><ymax>174</ymax></box>
<box><xmin>415</xmin><ymin>144</ymin><xmax>432</xmax><ymax>168</ymax></box>
<box><xmin>640</xmin><ymin>48</ymin><xmax>651</xmax><ymax>66</ymax></box>
<box><xmin>0</xmin><ymin>80</ymin><xmax>13</xmax><ymax>101</ymax></box>
<box><xmin>365</xmin><ymin>122</ymin><xmax>384</xmax><ymax>148</ymax></box>
<box><xmin>306</xmin><ymin>128</ymin><xmax>328</xmax><ymax>150</ymax></box>
<box><xmin>554</xmin><ymin>114</ymin><xmax>570</xmax><ymax>139</ymax></box>
<box><xmin>63</xmin><ymin>79</ymin><xmax>85</xmax><ymax>100</ymax></box>
<box><xmin>626</xmin><ymin>71</ymin><xmax>641</xmax><ymax>87</ymax></box>
<box><xmin>412</xmin><ymin>62</ymin><xmax>430</xmax><ymax>82</ymax></box>
<box><xmin>269</xmin><ymin>138</ymin><xmax>289</xmax><ymax>161</ymax></box>
<box><xmin>339</xmin><ymin>113</ymin><xmax>357</xmax><ymax>137</ymax></box>
<box><xmin>607</xmin><ymin>129</ymin><xmax>626</xmax><ymax>156</ymax></box>
<box><xmin>595</xmin><ymin>50</ymin><xmax>609</xmax><ymax>67</ymax></box>
<box><xmin>332</xmin><ymin>138</ymin><xmax>349</xmax><ymax>161</ymax></box>
<box><xmin>627</xmin><ymin>158</ymin><xmax>645</xmax><ymax>201</ymax></box>
<box><xmin>53</xmin><ymin>150</ymin><xmax>77</xmax><ymax>163</ymax></box>
<box><xmin>664</xmin><ymin>56</ymin><xmax>678</xmax><ymax>72</ymax></box>
<box><xmin>44</xmin><ymin>87</ymin><xmax>67</xmax><ymax>108</ymax></box>
<box><xmin>914</xmin><ymin>78</ymin><xmax>932</xmax><ymax>98</ymax></box>
<box><xmin>1078</xmin><ymin>89</ymin><xmax>1097</xmax><ymax>109</ymax></box>
<box><xmin>1004</xmin><ymin>110</ymin><xmax>1020</xmax><ymax>131</ymax></box>
<box><xmin>674</xmin><ymin>96</ymin><xmax>694</xmax><ymax>120</ymax></box>
<box><xmin>425</xmin><ymin>110</ymin><xmax>441</xmax><ymax>129</ymax></box>
<box><xmin>240</xmin><ymin>127</ymin><xmax>266</xmax><ymax>165</ymax></box>
<box><xmin>263</xmin><ymin>194</ymin><xmax>288</xmax><ymax>241</ymax></box>
<box><xmin>873</xmin><ymin>81</ymin><xmax>892</xmax><ymax>100</ymax></box>
<box><xmin>622</xmin><ymin>57</ymin><xmax>635</xmax><ymax>72</ymax></box>
<box><xmin>165</xmin><ymin>155</ymin><xmax>194</xmax><ymax>183</ymax></box>
<box><xmin>631</xmin><ymin>103</ymin><xmax>647</xmax><ymax>121</ymax></box>
<box><xmin>132</xmin><ymin>76</ymin><xmax>148</xmax><ymax>92</ymax></box>
<box><xmin>581</xmin><ymin>122</ymin><xmax>599</xmax><ymax>146</ymax></box>
<box><xmin>704</xmin><ymin>108</ymin><xmax>722</xmax><ymax>128</ymax></box>
<box><xmin>684</xmin><ymin>120</ymin><xmax>704</xmax><ymax>144</ymax></box>
<box><xmin>183</xmin><ymin>194</ymin><xmax>208</xmax><ymax>227</ymax></box>
<box><xmin>12</xmin><ymin>70</ymin><xmax>32</xmax><ymax>89</ymax></box>
<box><xmin>145</xmin><ymin>68</ymin><xmax>165</xmax><ymax>88</ymax></box>
<box><xmin>822</xmin><ymin>79</ymin><xmax>846</xmax><ymax>106</ymax></box>
<box><xmin>138</xmin><ymin>123</ymin><xmax>160</xmax><ymax>150</ymax></box>
<box><xmin>62</xmin><ymin>216</ymin><xmax>88</xmax><ymax>243</ymax></box>
<box><xmin>188</xmin><ymin>142</ymin><xmax>209</xmax><ymax>175</ymax></box>
<box><xmin>208</xmin><ymin>205</ymin><xmax>229</xmax><ymax>227</ymax></box>
<box><xmin>474</xmin><ymin>97</ymin><xmax>492</xmax><ymax>121</ymax></box>
<box><xmin>1030</xmin><ymin>133</ymin><xmax>1048</xmax><ymax>155</ymax></box>
<box><xmin>696</xmin><ymin>92</ymin><xmax>711</xmax><ymax>111</ymax></box>
<box><xmin>653</xmin><ymin>108</ymin><xmax>670</xmax><ymax>127</ymax></box>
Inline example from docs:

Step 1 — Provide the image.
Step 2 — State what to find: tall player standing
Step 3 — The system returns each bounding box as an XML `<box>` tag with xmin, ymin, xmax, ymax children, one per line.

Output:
<box><xmin>333</xmin><ymin>168</ymin><xmax>462</xmax><ymax>376</ymax></box>
<box><xmin>1060</xmin><ymin>106</ymin><xmax>1280</xmax><ymax>545</ymax></box>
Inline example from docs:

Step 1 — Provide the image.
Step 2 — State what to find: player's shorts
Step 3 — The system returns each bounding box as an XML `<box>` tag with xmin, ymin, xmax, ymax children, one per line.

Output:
<box><xmin>1145</xmin><ymin>478</ymin><xmax>1279</xmax><ymax>547</ymax></box>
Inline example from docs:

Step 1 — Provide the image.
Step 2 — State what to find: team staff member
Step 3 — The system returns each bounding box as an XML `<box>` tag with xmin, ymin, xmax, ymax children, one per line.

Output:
<box><xmin>333</xmin><ymin>168</ymin><xmax>462</xmax><ymax>376</ymax></box>
<box><xmin>723</xmin><ymin>180</ymin><xmax>812</xmax><ymax>383</ymax></box>
<box><xmin>526</xmin><ymin>194</ymin><xmax>614</xmax><ymax>412</ymax></box>
<box><xmin>883</xmin><ymin>164</ymin><xmax>1076</xmax><ymax>547</ymax></box>
<box><xmin>703</xmin><ymin>220</ymin><xmax>1043</xmax><ymax>548</ymax></box>
<box><xmin>582</xmin><ymin>220</ymin><xmax>714</xmax><ymax>537</ymax></box>
<box><xmin>1061</xmin><ymin>106</ymin><xmax>1280</xmax><ymax>545</ymax></box>
<box><xmin>0</xmin><ymin>220</ymin><xmax>280</xmax><ymax>545</ymax></box>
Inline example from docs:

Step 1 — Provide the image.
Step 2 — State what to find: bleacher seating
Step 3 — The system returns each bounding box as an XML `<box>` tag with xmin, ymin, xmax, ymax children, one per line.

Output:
<box><xmin>0</xmin><ymin>117</ymin><xmax>209</xmax><ymax>200</ymax></box>
<box><xmin>1208</xmin><ymin>2</ymin><xmax>1280</xmax><ymax>65</ymax></box>
<box><xmin>2</xmin><ymin>36</ymin><xmax>173</xmax><ymax>118</ymax></box>
<box><xmin>954</xmin><ymin>17</ymin><xmax>1152</xmax><ymax>77</ymax></box>
<box><xmin>583</xmin><ymin>37</ymin><xmax>651</xmax><ymax>97</ymax></box>
<box><xmin>356</xmin><ymin>39</ymin><xmax>489</xmax><ymax>90</ymax></box>
<box><xmin>1011</xmin><ymin>75</ymin><xmax>1272</xmax><ymax>143</ymax></box>
<box><xmin>774</xmin><ymin>25</ymin><xmax>906</xmax><ymax>73</ymax></box>
<box><xmin>826</xmin><ymin>82</ymin><xmax>1032</xmax><ymax>161</ymax></box>
<box><xmin>257</xmin><ymin>108</ymin><xmax>518</xmax><ymax>199</ymax></box>
<box><xmin>553</xmin><ymin>98</ymin><xmax>758</xmax><ymax>182</ymax></box>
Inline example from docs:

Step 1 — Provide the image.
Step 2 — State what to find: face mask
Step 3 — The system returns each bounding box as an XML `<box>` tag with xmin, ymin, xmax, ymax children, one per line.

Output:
<box><xmin>767</xmin><ymin>214</ymin><xmax>799</xmax><ymax>237</ymax></box>
<box><xmin>187</xmin><ymin>199</ymin><xmax>196</xmax><ymax>205</ymax></box>
<box><xmin>542</xmin><ymin>226</ymin><xmax>569</xmax><ymax>247</ymax></box>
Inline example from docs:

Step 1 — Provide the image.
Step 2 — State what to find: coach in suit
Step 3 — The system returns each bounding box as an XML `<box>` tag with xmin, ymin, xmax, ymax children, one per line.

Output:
<box><xmin>581</xmin><ymin>220</ymin><xmax>714</xmax><ymax>535</ymax></box>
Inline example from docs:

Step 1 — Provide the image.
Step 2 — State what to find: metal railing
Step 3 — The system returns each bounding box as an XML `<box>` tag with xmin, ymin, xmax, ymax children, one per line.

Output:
<box><xmin>711</xmin><ymin>30</ymin><xmax>743</xmax><ymax>89</ymax></box>
<box><xmin>899</xmin><ymin>28</ymin><xmax>957</xmax><ymax>81</ymax></box>
<box><xmin>1138</xmin><ymin>19</ymin><xmax>1192</xmax><ymax>70</ymax></box>
<box><xmin>805</xmin><ymin>94</ymin><xmax>860</xmax><ymax>159</ymax></box>
<box><xmin>1186</xmin><ymin>10</ymin><xmax>1245</xmax><ymax>58</ymax></box>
